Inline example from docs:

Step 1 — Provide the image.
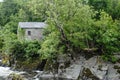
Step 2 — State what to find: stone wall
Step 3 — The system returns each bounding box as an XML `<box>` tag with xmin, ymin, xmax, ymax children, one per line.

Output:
<box><xmin>24</xmin><ymin>28</ymin><xmax>43</xmax><ymax>40</ymax></box>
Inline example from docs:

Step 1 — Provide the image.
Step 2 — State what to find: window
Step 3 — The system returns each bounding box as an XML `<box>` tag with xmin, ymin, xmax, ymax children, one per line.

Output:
<box><xmin>28</xmin><ymin>31</ymin><xmax>31</xmax><ymax>35</ymax></box>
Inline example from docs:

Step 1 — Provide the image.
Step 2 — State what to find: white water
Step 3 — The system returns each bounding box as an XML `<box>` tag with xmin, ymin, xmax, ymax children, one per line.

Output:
<box><xmin>0</xmin><ymin>67</ymin><xmax>26</xmax><ymax>79</ymax></box>
<box><xmin>0</xmin><ymin>60</ymin><xmax>41</xmax><ymax>80</ymax></box>
<box><xmin>0</xmin><ymin>59</ymin><xmax>13</xmax><ymax>79</ymax></box>
<box><xmin>0</xmin><ymin>59</ymin><xmax>25</xmax><ymax>79</ymax></box>
<box><xmin>0</xmin><ymin>66</ymin><xmax>13</xmax><ymax>78</ymax></box>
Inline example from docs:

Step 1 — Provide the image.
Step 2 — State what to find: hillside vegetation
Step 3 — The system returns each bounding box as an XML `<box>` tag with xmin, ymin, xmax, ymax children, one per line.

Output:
<box><xmin>0</xmin><ymin>0</ymin><xmax>120</xmax><ymax>67</ymax></box>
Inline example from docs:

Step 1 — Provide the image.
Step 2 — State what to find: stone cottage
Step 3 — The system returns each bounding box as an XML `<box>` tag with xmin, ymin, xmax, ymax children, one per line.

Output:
<box><xmin>18</xmin><ymin>22</ymin><xmax>47</xmax><ymax>40</ymax></box>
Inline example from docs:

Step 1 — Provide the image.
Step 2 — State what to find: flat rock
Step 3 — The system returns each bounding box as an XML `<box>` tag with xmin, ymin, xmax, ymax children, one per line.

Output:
<box><xmin>64</xmin><ymin>64</ymin><xmax>82</xmax><ymax>80</ymax></box>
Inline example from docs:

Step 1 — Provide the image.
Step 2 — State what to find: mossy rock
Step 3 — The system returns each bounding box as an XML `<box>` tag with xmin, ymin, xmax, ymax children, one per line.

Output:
<box><xmin>1</xmin><ymin>53</ymin><xmax>10</xmax><ymax>66</ymax></box>
<box><xmin>82</xmin><ymin>68</ymin><xmax>99</xmax><ymax>80</ymax></box>
<box><xmin>114</xmin><ymin>65</ymin><xmax>120</xmax><ymax>69</ymax></box>
<box><xmin>44</xmin><ymin>59</ymin><xmax>59</xmax><ymax>73</ymax></box>
<box><xmin>15</xmin><ymin>58</ymin><xmax>41</xmax><ymax>71</ymax></box>
<box><xmin>7</xmin><ymin>73</ymin><xmax>25</xmax><ymax>80</ymax></box>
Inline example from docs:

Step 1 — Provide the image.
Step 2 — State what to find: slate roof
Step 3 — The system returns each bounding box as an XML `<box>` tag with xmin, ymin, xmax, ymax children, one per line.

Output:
<box><xmin>18</xmin><ymin>22</ymin><xmax>47</xmax><ymax>29</ymax></box>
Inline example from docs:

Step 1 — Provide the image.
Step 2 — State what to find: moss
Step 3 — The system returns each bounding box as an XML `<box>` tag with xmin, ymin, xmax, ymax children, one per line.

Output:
<box><xmin>15</xmin><ymin>58</ymin><xmax>41</xmax><ymax>71</ymax></box>
<box><xmin>1</xmin><ymin>53</ymin><xmax>10</xmax><ymax>66</ymax></box>
<box><xmin>44</xmin><ymin>59</ymin><xmax>59</xmax><ymax>73</ymax></box>
<box><xmin>44</xmin><ymin>59</ymin><xmax>52</xmax><ymax>72</ymax></box>
<box><xmin>17</xmin><ymin>27</ymin><xmax>25</xmax><ymax>41</ymax></box>
<box><xmin>83</xmin><ymin>68</ymin><xmax>93</xmax><ymax>77</ymax></box>
<box><xmin>82</xmin><ymin>68</ymin><xmax>99</xmax><ymax>80</ymax></box>
<box><xmin>7</xmin><ymin>73</ymin><xmax>25</xmax><ymax>80</ymax></box>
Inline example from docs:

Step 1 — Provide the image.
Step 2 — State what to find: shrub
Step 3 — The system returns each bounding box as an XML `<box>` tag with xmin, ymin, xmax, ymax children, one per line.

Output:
<box><xmin>10</xmin><ymin>40</ymin><xmax>41</xmax><ymax>61</ymax></box>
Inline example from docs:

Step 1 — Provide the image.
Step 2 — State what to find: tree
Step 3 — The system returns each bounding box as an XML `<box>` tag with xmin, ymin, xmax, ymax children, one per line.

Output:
<box><xmin>26</xmin><ymin>0</ymin><xmax>48</xmax><ymax>21</ymax></box>
<box><xmin>39</xmin><ymin>0</ymin><xmax>95</xmax><ymax>59</ymax></box>
<box><xmin>0</xmin><ymin>0</ymin><xmax>21</xmax><ymax>26</ymax></box>
<box><xmin>88</xmin><ymin>0</ymin><xmax>120</xmax><ymax>19</ymax></box>
<box><xmin>106</xmin><ymin>0</ymin><xmax>120</xmax><ymax>19</ymax></box>
<box><xmin>39</xmin><ymin>0</ymin><xmax>120</xmax><ymax>61</ymax></box>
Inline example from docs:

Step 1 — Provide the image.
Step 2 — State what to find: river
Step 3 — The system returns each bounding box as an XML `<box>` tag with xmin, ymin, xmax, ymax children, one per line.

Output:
<box><xmin>0</xmin><ymin>66</ymin><xmax>27</xmax><ymax>80</ymax></box>
<box><xmin>0</xmin><ymin>59</ymin><xmax>11</xmax><ymax>80</ymax></box>
<box><xmin>0</xmin><ymin>59</ymin><xmax>28</xmax><ymax>80</ymax></box>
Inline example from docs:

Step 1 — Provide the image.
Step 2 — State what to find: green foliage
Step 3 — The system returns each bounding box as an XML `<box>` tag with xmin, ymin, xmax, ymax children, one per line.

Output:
<box><xmin>46</xmin><ymin>0</ymin><xmax>95</xmax><ymax>49</ymax></box>
<box><xmin>17</xmin><ymin>27</ymin><xmax>25</xmax><ymax>41</ymax></box>
<box><xmin>106</xmin><ymin>0</ymin><xmax>120</xmax><ymax>19</ymax></box>
<box><xmin>10</xmin><ymin>40</ymin><xmax>26</xmax><ymax>60</ymax></box>
<box><xmin>0</xmin><ymin>0</ymin><xmax>120</xmax><ymax>63</ymax></box>
<box><xmin>0</xmin><ymin>0</ymin><xmax>21</xmax><ymax>26</ymax></box>
<box><xmin>10</xmin><ymin>40</ymin><xmax>41</xmax><ymax>61</ymax></box>
<box><xmin>88</xmin><ymin>0</ymin><xmax>120</xmax><ymax>19</ymax></box>
<box><xmin>0</xmin><ymin>36</ymin><xmax>3</xmax><ymax>51</ymax></box>
<box><xmin>93</xmin><ymin>11</ymin><xmax>120</xmax><ymax>54</ymax></box>
<box><xmin>102</xmin><ymin>55</ymin><xmax>118</xmax><ymax>63</ymax></box>
<box><xmin>25</xmin><ymin>41</ymin><xmax>41</xmax><ymax>59</ymax></box>
<box><xmin>26</xmin><ymin>0</ymin><xmax>47</xmax><ymax>21</ymax></box>
<box><xmin>88</xmin><ymin>0</ymin><xmax>107</xmax><ymax>10</ymax></box>
<box><xmin>42</xmin><ymin>0</ymin><xmax>120</xmax><ymax>61</ymax></box>
<box><xmin>111</xmin><ymin>56</ymin><xmax>118</xmax><ymax>63</ymax></box>
<box><xmin>39</xmin><ymin>32</ymin><xmax>61</xmax><ymax>59</ymax></box>
<box><xmin>2</xmin><ymin>31</ymin><xmax>17</xmax><ymax>54</ymax></box>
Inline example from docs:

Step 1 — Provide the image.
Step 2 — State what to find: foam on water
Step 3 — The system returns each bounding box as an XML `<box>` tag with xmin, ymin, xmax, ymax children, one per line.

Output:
<box><xmin>0</xmin><ymin>66</ymin><xmax>26</xmax><ymax>79</ymax></box>
<box><xmin>0</xmin><ymin>67</ymin><xmax>13</xmax><ymax>78</ymax></box>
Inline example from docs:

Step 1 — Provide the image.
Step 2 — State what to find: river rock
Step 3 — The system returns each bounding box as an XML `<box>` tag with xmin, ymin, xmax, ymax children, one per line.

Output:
<box><xmin>36</xmin><ymin>55</ymin><xmax>120</xmax><ymax>80</ymax></box>
<box><xmin>6</xmin><ymin>73</ymin><xmax>26</xmax><ymax>80</ymax></box>
<box><xmin>59</xmin><ymin>64</ymin><xmax>82</xmax><ymax>80</ymax></box>
<box><xmin>81</xmin><ymin>56</ymin><xmax>108</xmax><ymax>80</ymax></box>
<box><xmin>106</xmin><ymin>64</ymin><xmax>120</xmax><ymax>80</ymax></box>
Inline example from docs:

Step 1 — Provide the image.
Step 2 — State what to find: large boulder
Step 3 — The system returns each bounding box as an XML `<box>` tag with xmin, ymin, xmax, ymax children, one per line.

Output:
<box><xmin>106</xmin><ymin>63</ymin><xmax>120</xmax><ymax>80</ymax></box>
<box><xmin>79</xmin><ymin>56</ymin><xmax>120</xmax><ymax>80</ymax></box>
<box><xmin>80</xmin><ymin>56</ymin><xmax>108</xmax><ymax>80</ymax></box>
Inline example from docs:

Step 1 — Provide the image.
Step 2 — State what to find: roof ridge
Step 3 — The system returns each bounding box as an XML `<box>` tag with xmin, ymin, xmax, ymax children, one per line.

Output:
<box><xmin>18</xmin><ymin>22</ymin><xmax>47</xmax><ymax>29</ymax></box>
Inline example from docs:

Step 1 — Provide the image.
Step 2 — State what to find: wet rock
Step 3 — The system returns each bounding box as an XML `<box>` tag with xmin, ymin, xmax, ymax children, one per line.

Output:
<box><xmin>106</xmin><ymin>63</ymin><xmax>120</xmax><ymax>80</ymax></box>
<box><xmin>20</xmin><ymin>71</ymin><xmax>38</xmax><ymax>79</ymax></box>
<box><xmin>37</xmin><ymin>72</ymin><xmax>58</xmax><ymax>80</ymax></box>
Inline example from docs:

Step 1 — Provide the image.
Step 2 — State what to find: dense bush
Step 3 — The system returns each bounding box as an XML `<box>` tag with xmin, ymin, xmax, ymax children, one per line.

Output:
<box><xmin>88</xmin><ymin>0</ymin><xmax>120</xmax><ymax>19</ymax></box>
<box><xmin>10</xmin><ymin>40</ymin><xmax>41</xmax><ymax>61</ymax></box>
<box><xmin>25</xmin><ymin>40</ymin><xmax>41</xmax><ymax>59</ymax></box>
<box><xmin>90</xmin><ymin>11</ymin><xmax>120</xmax><ymax>54</ymax></box>
<box><xmin>39</xmin><ymin>32</ymin><xmax>61</xmax><ymax>59</ymax></box>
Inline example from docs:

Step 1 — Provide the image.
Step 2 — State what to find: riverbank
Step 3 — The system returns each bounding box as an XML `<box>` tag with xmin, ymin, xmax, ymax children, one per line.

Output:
<box><xmin>35</xmin><ymin>56</ymin><xmax>120</xmax><ymax>80</ymax></box>
<box><xmin>0</xmin><ymin>55</ymin><xmax>120</xmax><ymax>80</ymax></box>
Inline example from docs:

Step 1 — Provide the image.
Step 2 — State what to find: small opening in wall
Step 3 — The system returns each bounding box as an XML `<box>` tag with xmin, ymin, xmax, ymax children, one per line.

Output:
<box><xmin>28</xmin><ymin>31</ymin><xmax>31</xmax><ymax>35</ymax></box>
